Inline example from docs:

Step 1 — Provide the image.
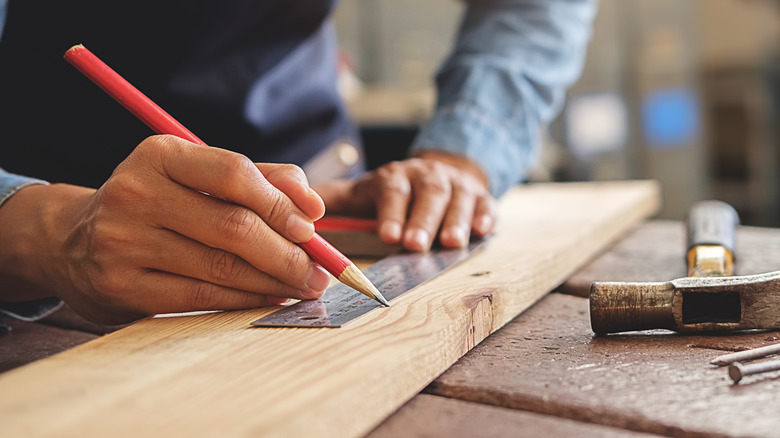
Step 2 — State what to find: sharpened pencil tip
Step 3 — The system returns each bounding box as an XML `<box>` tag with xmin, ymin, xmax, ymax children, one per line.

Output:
<box><xmin>338</xmin><ymin>264</ymin><xmax>391</xmax><ymax>308</ymax></box>
<box><xmin>375</xmin><ymin>292</ymin><xmax>391</xmax><ymax>307</ymax></box>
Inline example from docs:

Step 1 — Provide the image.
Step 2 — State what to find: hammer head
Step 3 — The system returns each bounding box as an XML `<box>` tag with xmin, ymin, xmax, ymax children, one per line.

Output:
<box><xmin>590</xmin><ymin>271</ymin><xmax>780</xmax><ymax>334</ymax></box>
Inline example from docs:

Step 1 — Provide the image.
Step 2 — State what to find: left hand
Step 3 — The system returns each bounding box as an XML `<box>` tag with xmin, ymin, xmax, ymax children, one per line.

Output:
<box><xmin>314</xmin><ymin>152</ymin><xmax>496</xmax><ymax>251</ymax></box>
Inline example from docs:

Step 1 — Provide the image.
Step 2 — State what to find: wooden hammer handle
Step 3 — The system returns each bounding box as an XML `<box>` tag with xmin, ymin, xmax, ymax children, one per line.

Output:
<box><xmin>686</xmin><ymin>200</ymin><xmax>739</xmax><ymax>277</ymax></box>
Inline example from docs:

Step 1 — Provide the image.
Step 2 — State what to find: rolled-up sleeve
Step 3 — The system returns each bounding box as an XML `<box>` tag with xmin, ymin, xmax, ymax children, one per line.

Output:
<box><xmin>409</xmin><ymin>0</ymin><xmax>597</xmax><ymax>196</ymax></box>
<box><xmin>0</xmin><ymin>0</ymin><xmax>6</xmax><ymax>38</ymax></box>
<box><xmin>0</xmin><ymin>167</ymin><xmax>49</xmax><ymax>209</ymax></box>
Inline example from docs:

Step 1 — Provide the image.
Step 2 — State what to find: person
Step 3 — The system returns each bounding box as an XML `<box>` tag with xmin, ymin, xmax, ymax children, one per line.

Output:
<box><xmin>0</xmin><ymin>0</ymin><xmax>596</xmax><ymax>324</ymax></box>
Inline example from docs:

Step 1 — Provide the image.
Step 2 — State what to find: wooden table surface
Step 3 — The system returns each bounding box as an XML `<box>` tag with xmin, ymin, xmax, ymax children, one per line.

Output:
<box><xmin>4</xmin><ymin>215</ymin><xmax>779</xmax><ymax>436</ymax></box>
<box><xmin>369</xmin><ymin>220</ymin><xmax>780</xmax><ymax>438</ymax></box>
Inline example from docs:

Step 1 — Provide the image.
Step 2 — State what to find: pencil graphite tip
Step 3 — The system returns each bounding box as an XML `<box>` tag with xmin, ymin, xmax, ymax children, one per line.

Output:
<box><xmin>359</xmin><ymin>273</ymin><xmax>390</xmax><ymax>307</ymax></box>
<box><xmin>338</xmin><ymin>264</ymin><xmax>391</xmax><ymax>307</ymax></box>
<box><xmin>374</xmin><ymin>291</ymin><xmax>391</xmax><ymax>307</ymax></box>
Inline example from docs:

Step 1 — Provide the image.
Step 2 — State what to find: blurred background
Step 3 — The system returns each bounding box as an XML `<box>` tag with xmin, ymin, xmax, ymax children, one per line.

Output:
<box><xmin>333</xmin><ymin>0</ymin><xmax>780</xmax><ymax>225</ymax></box>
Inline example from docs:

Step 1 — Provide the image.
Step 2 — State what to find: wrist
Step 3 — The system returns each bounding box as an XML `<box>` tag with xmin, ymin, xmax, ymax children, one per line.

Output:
<box><xmin>0</xmin><ymin>183</ymin><xmax>95</xmax><ymax>302</ymax></box>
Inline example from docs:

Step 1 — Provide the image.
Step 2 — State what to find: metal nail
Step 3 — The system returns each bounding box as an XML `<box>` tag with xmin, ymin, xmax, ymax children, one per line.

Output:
<box><xmin>728</xmin><ymin>359</ymin><xmax>780</xmax><ymax>383</ymax></box>
<box><xmin>711</xmin><ymin>342</ymin><xmax>780</xmax><ymax>366</ymax></box>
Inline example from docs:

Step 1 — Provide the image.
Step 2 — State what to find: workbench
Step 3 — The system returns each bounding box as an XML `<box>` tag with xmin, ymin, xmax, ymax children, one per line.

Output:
<box><xmin>2</xmin><ymin>183</ymin><xmax>779</xmax><ymax>437</ymax></box>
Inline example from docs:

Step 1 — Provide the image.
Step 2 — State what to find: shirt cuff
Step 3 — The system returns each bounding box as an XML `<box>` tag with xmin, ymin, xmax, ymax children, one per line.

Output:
<box><xmin>0</xmin><ymin>171</ymin><xmax>50</xmax><ymax>209</ymax></box>
<box><xmin>0</xmin><ymin>297</ymin><xmax>64</xmax><ymax>322</ymax></box>
<box><xmin>409</xmin><ymin>102</ymin><xmax>535</xmax><ymax>198</ymax></box>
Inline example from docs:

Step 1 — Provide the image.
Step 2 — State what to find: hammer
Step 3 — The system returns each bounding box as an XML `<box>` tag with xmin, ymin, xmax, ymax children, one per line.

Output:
<box><xmin>588</xmin><ymin>200</ymin><xmax>780</xmax><ymax>334</ymax></box>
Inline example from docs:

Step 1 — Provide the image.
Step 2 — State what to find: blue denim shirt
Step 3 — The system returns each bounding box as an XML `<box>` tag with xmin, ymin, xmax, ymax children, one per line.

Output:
<box><xmin>0</xmin><ymin>0</ymin><xmax>595</xmax><ymax>320</ymax></box>
<box><xmin>411</xmin><ymin>0</ymin><xmax>596</xmax><ymax>195</ymax></box>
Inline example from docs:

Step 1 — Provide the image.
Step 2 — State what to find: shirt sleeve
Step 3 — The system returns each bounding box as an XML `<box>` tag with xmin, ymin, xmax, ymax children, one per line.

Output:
<box><xmin>409</xmin><ymin>0</ymin><xmax>598</xmax><ymax>197</ymax></box>
<box><xmin>0</xmin><ymin>0</ymin><xmax>6</xmax><ymax>38</ymax></box>
<box><xmin>0</xmin><ymin>167</ymin><xmax>49</xmax><ymax>209</ymax></box>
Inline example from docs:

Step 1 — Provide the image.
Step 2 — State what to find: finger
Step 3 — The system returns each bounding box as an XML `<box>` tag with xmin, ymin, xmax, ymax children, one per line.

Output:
<box><xmin>373</xmin><ymin>164</ymin><xmax>413</xmax><ymax>244</ymax></box>
<box><xmin>134</xmin><ymin>135</ymin><xmax>316</xmax><ymax>243</ymax></box>
<box><xmin>438</xmin><ymin>183</ymin><xmax>477</xmax><ymax>248</ymax></box>
<box><xmin>472</xmin><ymin>193</ymin><xmax>498</xmax><ymax>236</ymax></box>
<box><xmin>255</xmin><ymin>163</ymin><xmax>325</xmax><ymax>221</ymax></box>
<box><xmin>147</xmin><ymin>180</ymin><xmax>331</xmax><ymax>294</ymax></box>
<box><xmin>403</xmin><ymin>170</ymin><xmax>452</xmax><ymax>251</ymax></box>
<box><xmin>137</xmin><ymin>228</ymin><xmax>325</xmax><ymax>300</ymax></box>
<box><xmin>136</xmin><ymin>271</ymin><xmax>291</xmax><ymax>315</ymax></box>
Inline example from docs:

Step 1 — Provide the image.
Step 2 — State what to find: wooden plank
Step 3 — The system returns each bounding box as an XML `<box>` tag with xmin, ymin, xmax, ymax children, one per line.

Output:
<box><xmin>0</xmin><ymin>181</ymin><xmax>659</xmax><ymax>438</ymax></box>
<box><xmin>428</xmin><ymin>293</ymin><xmax>780</xmax><ymax>438</ymax></box>
<box><xmin>367</xmin><ymin>393</ymin><xmax>663</xmax><ymax>438</ymax></box>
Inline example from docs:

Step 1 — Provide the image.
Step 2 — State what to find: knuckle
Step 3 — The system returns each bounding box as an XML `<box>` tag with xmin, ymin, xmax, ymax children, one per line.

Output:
<box><xmin>382</xmin><ymin>161</ymin><xmax>405</xmax><ymax>174</ymax></box>
<box><xmin>418</xmin><ymin>175</ymin><xmax>450</xmax><ymax>196</ymax></box>
<box><xmin>261</xmin><ymin>189</ymin><xmax>288</xmax><ymax>222</ymax></box>
<box><xmin>283</xmin><ymin>246</ymin><xmax>309</xmax><ymax>281</ymax></box>
<box><xmin>208</xmin><ymin>250</ymin><xmax>245</xmax><ymax>283</ymax></box>
<box><xmin>186</xmin><ymin>282</ymin><xmax>219</xmax><ymax>309</ymax></box>
<box><xmin>425</xmin><ymin>160</ymin><xmax>451</xmax><ymax>175</ymax></box>
<box><xmin>102</xmin><ymin>172</ymin><xmax>149</xmax><ymax>205</ymax></box>
<box><xmin>450</xmin><ymin>178</ymin><xmax>472</xmax><ymax>197</ymax></box>
<box><xmin>223</xmin><ymin>153</ymin><xmax>256</xmax><ymax>176</ymax></box>
<box><xmin>219</xmin><ymin>154</ymin><xmax>258</xmax><ymax>191</ymax></box>
<box><xmin>277</xmin><ymin>163</ymin><xmax>306</xmax><ymax>181</ymax></box>
<box><xmin>221</xmin><ymin>207</ymin><xmax>259</xmax><ymax>244</ymax></box>
<box><xmin>136</xmin><ymin>134</ymin><xmax>177</xmax><ymax>157</ymax></box>
<box><xmin>380</xmin><ymin>176</ymin><xmax>411</xmax><ymax>196</ymax></box>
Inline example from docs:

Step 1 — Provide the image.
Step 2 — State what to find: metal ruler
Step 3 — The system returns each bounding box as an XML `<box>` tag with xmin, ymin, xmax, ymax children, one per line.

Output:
<box><xmin>251</xmin><ymin>240</ymin><xmax>484</xmax><ymax>328</ymax></box>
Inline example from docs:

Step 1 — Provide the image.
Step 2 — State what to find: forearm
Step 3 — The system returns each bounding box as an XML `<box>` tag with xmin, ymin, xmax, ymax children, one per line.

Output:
<box><xmin>410</xmin><ymin>0</ymin><xmax>597</xmax><ymax>196</ymax></box>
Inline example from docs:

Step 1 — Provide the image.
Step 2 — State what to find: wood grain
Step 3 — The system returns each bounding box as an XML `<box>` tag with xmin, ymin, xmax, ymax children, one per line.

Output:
<box><xmin>0</xmin><ymin>181</ymin><xmax>659</xmax><ymax>438</ymax></box>
<box><xmin>428</xmin><ymin>293</ymin><xmax>780</xmax><ymax>438</ymax></box>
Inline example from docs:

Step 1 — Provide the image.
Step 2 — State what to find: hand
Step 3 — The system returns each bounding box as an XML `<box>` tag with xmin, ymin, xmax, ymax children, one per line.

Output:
<box><xmin>315</xmin><ymin>151</ymin><xmax>496</xmax><ymax>251</ymax></box>
<box><xmin>0</xmin><ymin>135</ymin><xmax>332</xmax><ymax>324</ymax></box>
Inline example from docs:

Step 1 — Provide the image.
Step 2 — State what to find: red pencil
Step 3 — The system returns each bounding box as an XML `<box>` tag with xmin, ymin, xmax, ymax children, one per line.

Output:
<box><xmin>64</xmin><ymin>44</ymin><xmax>389</xmax><ymax>307</ymax></box>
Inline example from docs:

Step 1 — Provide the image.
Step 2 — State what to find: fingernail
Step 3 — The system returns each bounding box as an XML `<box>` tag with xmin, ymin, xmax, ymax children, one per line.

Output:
<box><xmin>287</xmin><ymin>214</ymin><xmax>315</xmax><ymax>242</ymax></box>
<box><xmin>379</xmin><ymin>221</ymin><xmax>402</xmax><ymax>242</ymax></box>
<box><xmin>404</xmin><ymin>229</ymin><xmax>430</xmax><ymax>251</ymax></box>
<box><xmin>444</xmin><ymin>226</ymin><xmax>469</xmax><ymax>247</ymax></box>
<box><xmin>475</xmin><ymin>215</ymin><xmax>494</xmax><ymax>236</ymax></box>
<box><xmin>305</xmin><ymin>264</ymin><xmax>331</xmax><ymax>293</ymax></box>
<box><xmin>269</xmin><ymin>297</ymin><xmax>291</xmax><ymax>306</ymax></box>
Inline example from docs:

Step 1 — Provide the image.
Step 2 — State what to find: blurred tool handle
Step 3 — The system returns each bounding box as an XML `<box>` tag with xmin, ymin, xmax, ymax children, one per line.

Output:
<box><xmin>686</xmin><ymin>200</ymin><xmax>739</xmax><ymax>277</ymax></box>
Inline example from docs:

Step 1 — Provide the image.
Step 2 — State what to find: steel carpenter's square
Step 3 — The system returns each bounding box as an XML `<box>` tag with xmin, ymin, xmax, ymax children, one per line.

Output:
<box><xmin>251</xmin><ymin>240</ymin><xmax>485</xmax><ymax>328</ymax></box>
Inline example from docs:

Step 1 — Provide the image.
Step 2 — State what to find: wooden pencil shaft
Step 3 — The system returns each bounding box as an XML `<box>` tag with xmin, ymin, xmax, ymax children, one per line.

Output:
<box><xmin>315</xmin><ymin>217</ymin><xmax>378</xmax><ymax>233</ymax></box>
<box><xmin>299</xmin><ymin>234</ymin><xmax>350</xmax><ymax>276</ymax></box>
<box><xmin>64</xmin><ymin>45</ymin><xmax>204</xmax><ymax>145</ymax></box>
<box><xmin>63</xmin><ymin>44</ymin><xmax>379</xmax><ymax>298</ymax></box>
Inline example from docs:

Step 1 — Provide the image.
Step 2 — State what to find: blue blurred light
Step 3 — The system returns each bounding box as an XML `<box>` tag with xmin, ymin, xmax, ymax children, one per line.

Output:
<box><xmin>641</xmin><ymin>88</ymin><xmax>700</xmax><ymax>148</ymax></box>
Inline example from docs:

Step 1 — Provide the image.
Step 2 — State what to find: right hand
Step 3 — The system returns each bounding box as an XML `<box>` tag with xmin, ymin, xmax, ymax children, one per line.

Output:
<box><xmin>0</xmin><ymin>135</ymin><xmax>331</xmax><ymax>324</ymax></box>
